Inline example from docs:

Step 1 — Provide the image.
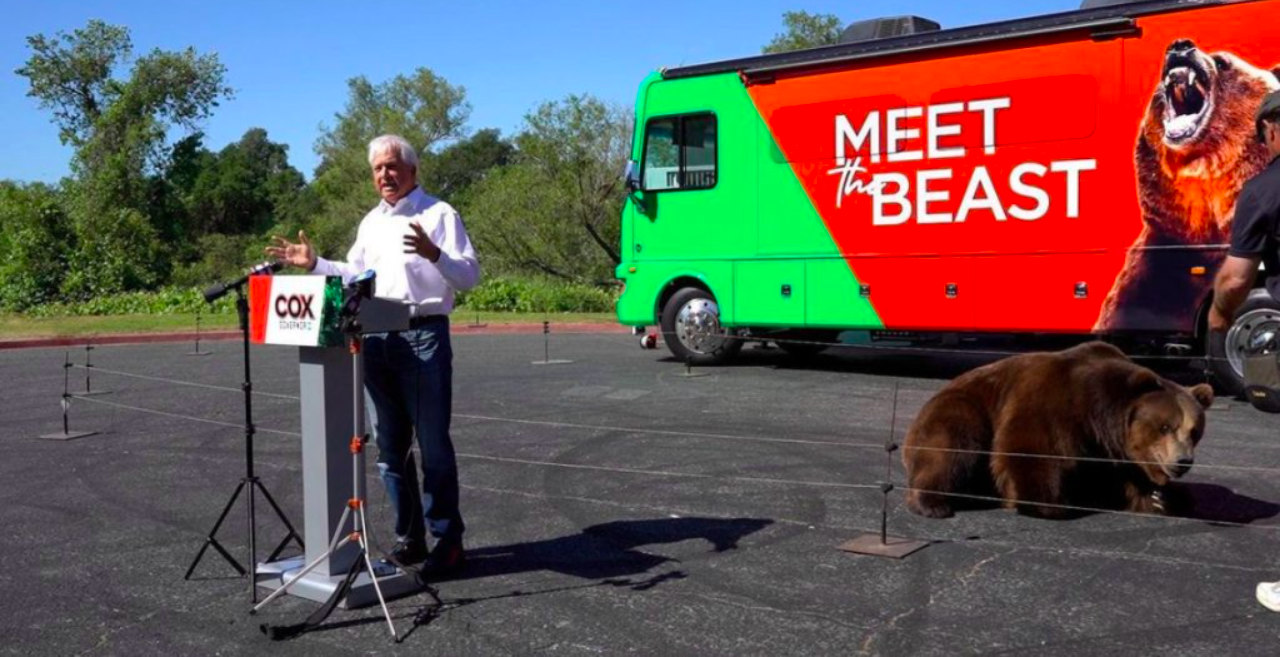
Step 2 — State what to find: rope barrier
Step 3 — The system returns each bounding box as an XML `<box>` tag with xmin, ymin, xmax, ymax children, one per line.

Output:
<box><xmin>63</xmin><ymin>389</ymin><xmax>1280</xmax><ymax>532</ymax></box>
<box><xmin>49</xmin><ymin>337</ymin><xmax>1280</xmax><ymax>579</ymax></box>
<box><xmin>68</xmin><ymin>364</ymin><xmax>297</xmax><ymax>400</ymax></box>
<box><xmin>897</xmin><ymin>485</ymin><xmax>1280</xmax><ymax>533</ymax></box>
<box><xmin>456</xmin><ymin>453</ymin><xmax>882</xmax><ymax>491</ymax></box>
<box><xmin>53</xmin><ymin>375</ymin><xmax>1280</xmax><ymax>578</ymax></box>
<box><xmin>69</xmin><ymin>363</ymin><xmax>1280</xmax><ymax>474</ymax></box>
<box><xmin>462</xmin><ymin>484</ymin><xmax>1280</xmax><ymax>574</ymax></box>
<box><xmin>67</xmin><ymin>394</ymin><xmax>303</xmax><ymax>438</ymax></box>
<box><xmin>59</xmin><ymin>394</ymin><xmax>881</xmax><ymax>492</ymax></box>
<box><xmin>653</xmin><ymin>328</ymin><xmax>1234</xmax><ymax>365</ymax></box>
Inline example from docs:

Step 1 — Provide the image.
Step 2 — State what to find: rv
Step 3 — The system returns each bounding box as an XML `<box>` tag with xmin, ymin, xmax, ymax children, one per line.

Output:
<box><xmin>615</xmin><ymin>0</ymin><xmax>1280</xmax><ymax>394</ymax></box>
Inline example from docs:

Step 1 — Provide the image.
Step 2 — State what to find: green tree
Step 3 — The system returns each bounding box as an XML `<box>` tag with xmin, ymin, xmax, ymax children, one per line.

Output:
<box><xmin>463</xmin><ymin>95</ymin><xmax>631</xmax><ymax>284</ymax></box>
<box><xmin>420</xmin><ymin>128</ymin><xmax>514</xmax><ymax>202</ymax></box>
<box><xmin>0</xmin><ymin>183</ymin><xmax>74</xmax><ymax>311</ymax></box>
<box><xmin>763</xmin><ymin>11</ymin><xmax>842</xmax><ymax>53</ymax></box>
<box><xmin>185</xmin><ymin>128</ymin><xmax>307</xmax><ymax>237</ymax></box>
<box><xmin>16</xmin><ymin>20</ymin><xmax>232</xmax><ymax>298</ymax></box>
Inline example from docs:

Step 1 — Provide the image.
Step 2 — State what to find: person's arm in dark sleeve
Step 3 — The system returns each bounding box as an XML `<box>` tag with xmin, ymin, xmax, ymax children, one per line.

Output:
<box><xmin>1211</xmin><ymin>186</ymin><xmax>1267</xmax><ymax>330</ymax></box>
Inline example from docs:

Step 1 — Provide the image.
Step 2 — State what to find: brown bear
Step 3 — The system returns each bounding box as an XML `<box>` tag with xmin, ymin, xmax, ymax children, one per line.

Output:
<box><xmin>1094</xmin><ymin>40</ymin><xmax>1279</xmax><ymax>331</ymax></box>
<box><xmin>903</xmin><ymin>342</ymin><xmax>1214</xmax><ymax>519</ymax></box>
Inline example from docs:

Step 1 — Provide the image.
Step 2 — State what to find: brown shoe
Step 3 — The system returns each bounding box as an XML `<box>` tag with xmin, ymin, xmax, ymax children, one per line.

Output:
<box><xmin>422</xmin><ymin>537</ymin><xmax>466</xmax><ymax>579</ymax></box>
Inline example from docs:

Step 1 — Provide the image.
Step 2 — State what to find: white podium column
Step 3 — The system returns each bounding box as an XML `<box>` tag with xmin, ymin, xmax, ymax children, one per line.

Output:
<box><xmin>255</xmin><ymin>343</ymin><xmax>420</xmax><ymax>609</ymax></box>
<box><xmin>298</xmin><ymin>345</ymin><xmax>364</xmax><ymax>575</ymax></box>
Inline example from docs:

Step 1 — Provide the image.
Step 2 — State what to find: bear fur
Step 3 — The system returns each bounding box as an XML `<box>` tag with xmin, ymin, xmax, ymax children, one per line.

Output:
<box><xmin>1095</xmin><ymin>41</ymin><xmax>1279</xmax><ymax>331</ymax></box>
<box><xmin>903</xmin><ymin>342</ymin><xmax>1214</xmax><ymax>519</ymax></box>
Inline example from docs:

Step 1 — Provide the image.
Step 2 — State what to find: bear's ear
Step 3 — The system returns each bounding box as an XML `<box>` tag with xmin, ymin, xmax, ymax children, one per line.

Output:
<box><xmin>1188</xmin><ymin>383</ymin><xmax>1215</xmax><ymax>409</ymax></box>
<box><xmin>1126</xmin><ymin>368</ymin><xmax>1163</xmax><ymax>394</ymax></box>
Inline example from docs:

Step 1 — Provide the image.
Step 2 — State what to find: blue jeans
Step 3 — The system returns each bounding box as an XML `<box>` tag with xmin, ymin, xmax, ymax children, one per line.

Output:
<box><xmin>363</xmin><ymin>317</ymin><xmax>463</xmax><ymax>545</ymax></box>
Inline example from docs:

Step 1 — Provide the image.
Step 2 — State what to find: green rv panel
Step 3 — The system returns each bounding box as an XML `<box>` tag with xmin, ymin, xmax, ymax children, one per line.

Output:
<box><xmin>734</xmin><ymin>260</ymin><xmax>805</xmax><ymax>326</ymax></box>
<box><xmin>616</xmin><ymin>71</ymin><xmax>882</xmax><ymax>329</ymax></box>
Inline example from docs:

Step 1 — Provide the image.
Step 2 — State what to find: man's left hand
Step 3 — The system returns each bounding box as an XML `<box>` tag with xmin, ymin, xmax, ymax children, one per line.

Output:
<box><xmin>404</xmin><ymin>222</ymin><xmax>441</xmax><ymax>262</ymax></box>
<box><xmin>1208</xmin><ymin>304</ymin><xmax>1231</xmax><ymax>333</ymax></box>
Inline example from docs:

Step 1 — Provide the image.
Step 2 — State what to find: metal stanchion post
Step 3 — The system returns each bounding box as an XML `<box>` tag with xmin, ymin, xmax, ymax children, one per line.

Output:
<box><xmin>188</xmin><ymin>311</ymin><xmax>212</xmax><ymax>356</ymax></box>
<box><xmin>679</xmin><ymin>355</ymin><xmax>708</xmax><ymax>378</ymax></box>
<box><xmin>839</xmin><ymin>384</ymin><xmax>929</xmax><ymax>559</ymax></box>
<box><xmin>531</xmin><ymin>320</ymin><xmax>572</xmax><ymax>365</ymax></box>
<box><xmin>40</xmin><ymin>351</ymin><xmax>99</xmax><ymax>441</ymax></box>
<box><xmin>80</xmin><ymin>340</ymin><xmax>110</xmax><ymax>396</ymax></box>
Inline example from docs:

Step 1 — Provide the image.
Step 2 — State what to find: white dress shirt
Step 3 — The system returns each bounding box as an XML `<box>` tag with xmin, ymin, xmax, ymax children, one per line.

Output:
<box><xmin>311</xmin><ymin>187</ymin><xmax>480</xmax><ymax>315</ymax></box>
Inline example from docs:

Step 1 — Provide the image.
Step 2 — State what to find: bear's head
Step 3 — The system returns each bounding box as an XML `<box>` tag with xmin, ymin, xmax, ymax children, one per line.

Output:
<box><xmin>1137</xmin><ymin>39</ymin><xmax>1278</xmax><ymax>239</ymax></box>
<box><xmin>1144</xmin><ymin>40</ymin><xmax>1276</xmax><ymax>160</ymax></box>
<box><xmin>1124</xmin><ymin>375</ymin><xmax>1214</xmax><ymax>486</ymax></box>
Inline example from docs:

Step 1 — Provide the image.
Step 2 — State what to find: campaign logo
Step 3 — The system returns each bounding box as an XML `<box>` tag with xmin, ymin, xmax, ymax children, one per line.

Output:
<box><xmin>274</xmin><ymin>293</ymin><xmax>316</xmax><ymax>330</ymax></box>
<box><xmin>827</xmin><ymin>95</ymin><xmax>1096</xmax><ymax>226</ymax></box>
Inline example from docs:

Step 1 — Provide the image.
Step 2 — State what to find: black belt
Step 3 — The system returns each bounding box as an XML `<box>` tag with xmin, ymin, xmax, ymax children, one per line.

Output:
<box><xmin>407</xmin><ymin>314</ymin><xmax>448</xmax><ymax>329</ymax></box>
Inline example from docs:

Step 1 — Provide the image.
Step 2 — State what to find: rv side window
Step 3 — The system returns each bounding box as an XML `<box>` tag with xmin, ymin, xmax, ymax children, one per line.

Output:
<box><xmin>642</xmin><ymin>114</ymin><xmax>717</xmax><ymax>192</ymax></box>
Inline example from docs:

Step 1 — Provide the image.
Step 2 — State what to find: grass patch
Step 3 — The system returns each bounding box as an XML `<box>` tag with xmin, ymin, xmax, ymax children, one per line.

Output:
<box><xmin>0</xmin><ymin>310</ymin><xmax>618</xmax><ymax>339</ymax></box>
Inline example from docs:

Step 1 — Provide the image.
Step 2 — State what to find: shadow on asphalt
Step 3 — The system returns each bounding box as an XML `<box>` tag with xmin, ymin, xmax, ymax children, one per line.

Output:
<box><xmin>1180</xmin><ymin>482</ymin><xmax>1280</xmax><ymax>525</ymax></box>
<box><xmin>460</xmin><ymin>516</ymin><xmax>774</xmax><ymax>581</ymax></box>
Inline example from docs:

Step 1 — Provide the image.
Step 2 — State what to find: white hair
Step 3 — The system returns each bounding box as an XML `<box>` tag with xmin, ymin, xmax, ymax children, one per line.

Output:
<box><xmin>367</xmin><ymin>134</ymin><xmax>419</xmax><ymax>168</ymax></box>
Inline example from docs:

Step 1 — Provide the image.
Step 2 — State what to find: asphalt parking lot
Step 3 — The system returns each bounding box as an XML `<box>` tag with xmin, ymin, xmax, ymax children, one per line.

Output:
<box><xmin>4</xmin><ymin>331</ymin><xmax>1280</xmax><ymax>655</ymax></box>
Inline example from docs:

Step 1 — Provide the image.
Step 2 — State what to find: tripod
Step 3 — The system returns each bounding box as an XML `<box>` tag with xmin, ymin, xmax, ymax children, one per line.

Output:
<box><xmin>251</xmin><ymin>333</ymin><xmax>401</xmax><ymax>642</ymax></box>
<box><xmin>184</xmin><ymin>285</ymin><xmax>304</xmax><ymax>601</ymax></box>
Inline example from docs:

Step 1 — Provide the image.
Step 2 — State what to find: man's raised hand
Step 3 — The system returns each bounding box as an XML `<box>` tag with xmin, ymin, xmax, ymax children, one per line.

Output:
<box><xmin>265</xmin><ymin>230</ymin><xmax>317</xmax><ymax>270</ymax></box>
<box><xmin>403</xmin><ymin>222</ymin><xmax>441</xmax><ymax>262</ymax></box>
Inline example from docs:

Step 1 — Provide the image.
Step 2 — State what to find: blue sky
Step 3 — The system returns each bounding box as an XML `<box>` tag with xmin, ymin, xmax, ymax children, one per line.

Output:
<box><xmin>0</xmin><ymin>0</ymin><xmax>1081</xmax><ymax>183</ymax></box>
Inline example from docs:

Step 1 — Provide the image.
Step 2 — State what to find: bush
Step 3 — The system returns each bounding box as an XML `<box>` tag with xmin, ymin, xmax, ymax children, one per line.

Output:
<box><xmin>169</xmin><ymin>233</ymin><xmax>261</xmax><ymax>288</ymax></box>
<box><xmin>59</xmin><ymin>208</ymin><xmax>168</xmax><ymax>301</ymax></box>
<box><xmin>457</xmin><ymin>276</ymin><xmax>616</xmax><ymax>313</ymax></box>
<box><xmin>0</xmin><ymin>185</ymin><xmax>73</xmax><ymax>311</ymax></box>
<box><xmin>24</xmin><ymin>287</ymin><xmax>236</xmax><ymax>318</ymax></box>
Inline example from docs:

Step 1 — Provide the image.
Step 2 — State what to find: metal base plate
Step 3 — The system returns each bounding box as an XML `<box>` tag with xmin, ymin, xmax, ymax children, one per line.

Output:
<box><xmin>838</xmin><ymin>534</ymin><xmax>931</xmax><ymax>559</ymax></box>
<box><xmin>39</xmin><ymin>430</ymin><xmax>99</xmax><ymax>441</ymax></box>
<box><xmin>186</xmin><ymin>351</ymin><xmax>213</xmax><ymax>357</ymax></box>
<box><xmin>678</xmin><ymin>371</ymin><xmax>710</xmax><ymax>378</ymax></box>
<box><xmin>257</xmin><ymin>556</ymin><xmax>423</xmax><ymax>609</ymax></box>
<box><xmin>531</xmin><ymin>360</ymin><xmax>574</xmax><ymax>365</ymax></box>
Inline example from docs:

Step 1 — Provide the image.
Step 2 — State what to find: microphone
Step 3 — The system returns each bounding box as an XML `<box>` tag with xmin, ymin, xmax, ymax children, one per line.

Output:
<box><xmin>204</xmin><ymin>261</ymin><xmax>284</xmax><ymax>303</ymax></box>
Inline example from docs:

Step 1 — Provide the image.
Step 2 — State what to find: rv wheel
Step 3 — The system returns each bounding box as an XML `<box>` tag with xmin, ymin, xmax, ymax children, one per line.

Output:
<box><xmin>660</xmin><ymin>287</ymin><xmax>743</xmax><ymax>365</ymax></box>
<box><xmin>1207</xmin><ymin>289</ymin><xmax>1280</xmax><ymax>398</ymax></box>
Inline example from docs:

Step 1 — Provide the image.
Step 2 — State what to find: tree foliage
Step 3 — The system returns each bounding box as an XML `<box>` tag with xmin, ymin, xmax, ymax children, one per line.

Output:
<box><xmin>0</xmin><ymin>183</ymin><xmax>73</xmax><ymax>310</ymax></box>
<box><xmin>16</xmin><ymin>20</ymin><xmax>232</xmax><ymax>299</ymax></box>
<box><xmin>181</xmin><ymin>128</ymin><xmax>307</xmax><ymax>237</ymax></box>
<box><xmin>464</xmin><ymin>95</ymin><xmax>631</xmax><ymax>284</ymax></box>
<box><xmin>5</xmin><ymin>23</ymin><xmax>636</xmax><ymax>310</ymax></box>
<box><xmin>763</xmin><ymin>11</ymin><xmax>842</xmax><ymax>53</ymax></box>
<box><xmin>420</xmin><ymin>128</ymin><xmax>514</xmax><ymax>202</ymax></box>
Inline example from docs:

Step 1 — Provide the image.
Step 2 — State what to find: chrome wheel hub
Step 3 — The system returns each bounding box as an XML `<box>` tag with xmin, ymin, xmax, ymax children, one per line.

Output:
<box><xmin>1226</xmin><ymin>308</ymin><xmax>1280</xmax><ymax>377</ymax></box>
<box><xmin>675</xmin><ymin>298</ymin><xmax>728</xmax><ymax>355</ymax></box>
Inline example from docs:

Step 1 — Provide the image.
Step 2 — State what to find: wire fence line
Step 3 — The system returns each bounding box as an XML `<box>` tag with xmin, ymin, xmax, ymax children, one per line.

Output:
<box><xmin>68</xmin><ymin>364</ymin><xmax>298</xmax><ymax>400</ymax></box>
<box><xmin>63</xmin><ymin>394</ymin><xmax>878</xmax><ymax>492</ymax></box>
<box><xmin>640</xmin><ymin>328</ymin><xmax>1235</xmax><ymax>365</ymax></box>
<box><xmin>897</xmin><ymin>485</ymin><xmax>1280</xmax><ymax>533</ymax></box>
<box><xmin>60</xmin><ymin>387</ymin><xmax>1280</xmax><ymax>539</ymax></box>
<box><xmin>72</xmin><ymin>326</ymin><xmax>1243</xmax><ymax>365</ymax></box>
<box><xmin>68</xmin><ymin>394</ymin><xmax>303</xmax><ymax>437</ymax></box>
<box><xmin>461</xmin><ymin>484</ymin><xmax>1280</xmax><ymax>575</ymax></box>
<box><xmin>68</xmin><ymin>363</ymin><xmax>1280</xmax><ymax>475</ymax></box>
<box><xmin>47</xmin><ymin>335</ymin><xmax>1280</xmax><ymax>576</ymax></box>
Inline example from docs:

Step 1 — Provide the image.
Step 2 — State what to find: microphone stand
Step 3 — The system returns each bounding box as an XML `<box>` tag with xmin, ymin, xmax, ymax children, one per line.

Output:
<box><xmin>184</xmin><ymin>277</ymin><xmax>304</xmax><ymax>602</ymax></box>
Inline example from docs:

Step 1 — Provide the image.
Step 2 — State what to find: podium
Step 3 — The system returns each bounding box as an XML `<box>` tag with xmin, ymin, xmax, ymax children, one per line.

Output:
<box><xmin>248</xmin><ymin>274</ymin><xmax>422</xmax><ymax>608</ymax></box>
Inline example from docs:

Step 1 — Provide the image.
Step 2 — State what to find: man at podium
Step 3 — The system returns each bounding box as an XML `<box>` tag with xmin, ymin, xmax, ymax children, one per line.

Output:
<box><xmin>266</xmin><ymin>134</ymin><xmax>479</xmax><ymax>577</ymax></box>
